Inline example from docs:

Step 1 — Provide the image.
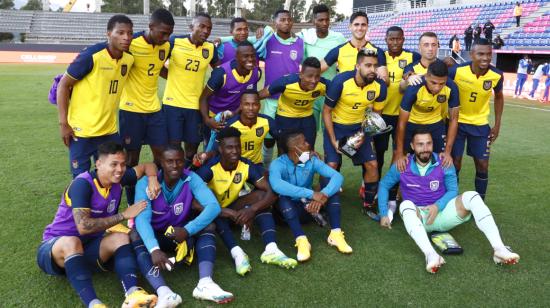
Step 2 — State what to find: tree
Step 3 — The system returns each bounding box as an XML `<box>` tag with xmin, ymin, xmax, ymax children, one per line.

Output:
<box><xmin>305</xmin><ymin>0</ymin><xmax>344</xmax><ymax>22</ymax></box>
<box><xmin>21</xmin><ymin>0</ymin><xmax>42</xmax><ymax>10</ymax></box>
<box><xmin>0</xmin><ymin>0</ymin><xmax>14</xmax><ymax>10</ymax></box>
<box><xmin>205</xmin><ymin>0</ymin><xmax>233</xmax><ymax>18</ymax></box>
<box><xmin>167</xmin><ymin>0</ymin><xmax>187</xmax><ymax>16</ymax></box>
<box><xmin>288</xmin><ymin>0</ymin><xmax>306</xmax><ymax>22</ymax></box>
<box><xmin>246</xmin><ymin>0</ymin><xmax>285</xmax><ymax>22</ymax></box>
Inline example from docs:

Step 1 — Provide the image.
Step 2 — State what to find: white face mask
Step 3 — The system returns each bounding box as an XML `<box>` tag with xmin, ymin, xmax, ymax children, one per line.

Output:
<box><xmin>295</xmin><ymin>146</ymin><xmax>311</xmax><ymax>164</ymax></box>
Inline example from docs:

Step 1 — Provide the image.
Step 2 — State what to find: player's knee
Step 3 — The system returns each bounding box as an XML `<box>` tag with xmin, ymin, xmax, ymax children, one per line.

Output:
<box><xmin>327</xmin><ymin>162</ymin><xmax>339</xmax><ymax>170</ymax></box>
<box><xmin>278</xmin><ymin>201</ymin><xmax>298</xmax><ymax>221</ymax></box>
<box><xmin>460</xmin><ymin>191</ymin><xmax>483</xmax><ymax>211</ymax></box>
<box><xmin>399</xmin><ymin>200</ymin><xmax>417</xmax><ymax>216</ymax></box>
<box><xmin>58</xmin><ymin>236</ymin><xmax>84</xmax><ymax>255</ymax></box>
<box><xmin>107</xmin><ymin>232</ymin><xmax>131</xmax><ymax>249</ymax></box>
<box><xmin>202</xmin><ymin>223</ymin><xmax>216</xmax><ymax>233</ymax></box>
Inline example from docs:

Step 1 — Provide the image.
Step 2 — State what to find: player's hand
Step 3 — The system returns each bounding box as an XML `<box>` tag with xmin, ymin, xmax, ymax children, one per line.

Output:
<box><xmin>394</xmin><ymin>153</ymin><xmax>409</xmax><ymax>173</ymax></box>
<box><xmin>146</xmin><ymin>176</ymin><xmax>161</xmax><ymax>200</ymax></box>
<box><xmin>426</xmin><ymin>204</ymin><xmax>439</xmax><ymax>225</ymax></box>
<box><xmin>312</xmin><ymin>191</ymin><xmax>328</xmax><ymax>205</ymax></box>
<box><xmin>256</xmin><ymin>27</ymin><xmax>264</xmax><ymax>39</ymax></box>
<box><xmin>331</xmin><ymin>138</ymin><xmax>342</xmax><ymax>154</ymax></box>
<box><xmin>60</xmin><ymin>122</ymin><xmax>75</xmax><ymax>147</ymax></box>
<box><xmin>380</xmin><ymin>216</ymin><xmax>392</xmax><ymax>229</ymax></box>
<box><xmin>235</xmin><ymin>207</ymin><xmax>256</xmax><ymax>226</ymax></box>
<box><xmin>205</xmin><ymin>117</ymin><xmax>225</xmax><ymax>131</ymax></box>
<box><xmin>221</xmin><ymin>208</ymin><xmax>238</xmax><ymax>221</ymax></box>
<box><xmin>439</xmin><ymin>152</ymin><xmax>454</xmax><ymax>169</ymax></box>
<box><xmin>407</xmin><ymin>74</ymin><xmax>423</xmax><ymax>86</ymax></box>
<box><xmin>122</xmin><ymin>200</ymin><xmax>147</xmax><ymax>219</ymax></box>
<box><xmin>212</xmin><ymin>37</ymin><xmax>222</xmax><ymax>46</ymax></box>
<box><xmin>306</xmin><ymin>201</ymin><xmax>323</xmax><ymax>214</ymax></box>
<box><xmin>193</xmin><ymin>152</ymin><xmax>211</xmax><ymax>167</ymax></box>
<box><xmin>489</xmin><ymin>126</ymin><xmax>500</xmax><ymax>144</ymax></box>
<box><xmin>151</xmin><ymin>249</ymin><xmax>173</xmax><ymax>271</ymax></box>
<box><xmin>165</xmin><ymin>226</ymin><xmax>189</xmax><ymax>243</ymax></box>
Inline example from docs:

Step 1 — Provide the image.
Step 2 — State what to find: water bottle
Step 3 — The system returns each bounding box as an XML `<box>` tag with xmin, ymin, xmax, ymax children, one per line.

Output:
<box><xmin>241</xmin><ymin>225</ymin><xmax>251</xmax><ymax>241</ymax></box>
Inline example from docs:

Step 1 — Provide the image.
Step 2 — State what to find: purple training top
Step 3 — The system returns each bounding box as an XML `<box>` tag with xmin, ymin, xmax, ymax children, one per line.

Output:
<box><xmin>220</xmin><ymin>41</ymin><xmax>237</xmax><ymax>65</ymax></box>
<box><xmin>208</xmin><ymin>61</ymin><xmax>260</xmax><ymax>114</ymax></box>
<box><xmin>264</xmin><ymin>35</ymin><xmax>303</xmax><ymax>99</ymax></box>
<box><xmin>400</xmin><ymin>156</ymin><xmax>446</xmax><ymax>206</ymax></box>
<box><xmin>150</xmin><ymin>169</ymin><xmax>194</xmax><ymax>231</ymax></box>
<box><xmin>42</xmin><ymin>172</ymin><xmax>122</xmax><ymax>241</ymax></box>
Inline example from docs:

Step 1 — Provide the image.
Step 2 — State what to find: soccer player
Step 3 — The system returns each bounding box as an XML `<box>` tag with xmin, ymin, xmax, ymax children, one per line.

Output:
<box><xmin>197</xmin><ymin>127</ymin><xmax>297</xmax><ymax>276</ymax></box>
<box><xmin>449</xmin><ymin>39</ymin><xmax>504</xmax><ymax>200</ymax></box>
<box><xmin>372</xmin><ymin>26</ymin><xmax>420</xmax><ymax>205</ymax></box>
<box><xmin>540</xmin><ymin>75</ymin><xmax>550</xmax><ymax>103</ymax></box>
<box><xmin>217</xmin><ymin>17</ymin><xmax>253</xmax><ymax>64</ymax></box>
<box><xmin>162</xmin><ymin>12</ymin><xmax>219</xmax><ymax>167</ymax></box>
<box><xmin>514</xmin><ymin>55</ymin><xmax>530</xmax><ymax>98</ymax></box>
<box><xmin>199</xmin><ymin>40</ymin><xmax>260</xmax><ymax>132</ymax></box>
<box><xmin>323</xmin><ymin>49</ymin><xmax>387</xmax><ymax>214</ymax></box>
<box><xmin>259</xmin><ymin>9</ymin><xmax>304</xmax><ymax>167</ymax></box>
<box><xmin>378</xmin><ymin>130</ymin><xmax>520</xmax><ymax>273</ymax></box>
<box><xmin>400</xmin><ymin>32</ymin><xmax>439</xmax><ymax>93</ymax></box>
<box><xmin>259</xmin><ymin>57</ymin><xmax>329</xmax><ymax>148</ymax></box>
<box><xmin>322</xmin><ymin>11</ymin><xmax>387</xmax><ymax>81</ymax></box>
<box><xmin>132</xmin><ymin>145</ymin><xmax>233</xmax><ymax>305</ymax></box>
<box><xmin>56</xmin><ymin>15</ymin><xmax>134</xmax><ymax>178</ymax></box>
<box><xmin>119</xmin><ymin>9</ymin><xmax>174</xmax><ymax>205</ymax></box>
<box><xmin>269</xmin><ymin>131</ymin><xmax>351</xmax><ymax>262</ymax></box>
<box><xmin>37</xmin><ymin>142</ymin><xmax>161</xmax><ymax>308</ymax></box>
<box><xmin>394</xmin><ymin>60</ymin><xmax>459</xmax><ymax>172</ymax></box>
<box><xmin>528</xmin><ymin>62</ymin><xmax>549</xmax><ymax>100</ymax></box>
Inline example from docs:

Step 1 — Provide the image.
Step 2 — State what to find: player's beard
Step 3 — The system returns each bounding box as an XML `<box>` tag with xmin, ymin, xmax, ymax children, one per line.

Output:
<box><xmin>415</xmin><ymin>152</ymin><xmax>432</xmax><ymax>164</ymax></box>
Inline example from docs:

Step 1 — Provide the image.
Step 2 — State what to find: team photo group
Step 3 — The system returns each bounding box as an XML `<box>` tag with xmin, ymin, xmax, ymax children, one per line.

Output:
<box><xmin>37</xmin><ymin>5</ymin><xmax>521</xmax><ymax>308</ymax></box>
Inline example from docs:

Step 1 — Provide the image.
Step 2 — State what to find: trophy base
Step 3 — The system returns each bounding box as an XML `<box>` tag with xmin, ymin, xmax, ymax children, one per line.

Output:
<box><xmin>338</xmin><ymin>138</ymin><xmax>358</xmax><ymax>158</ymax></box>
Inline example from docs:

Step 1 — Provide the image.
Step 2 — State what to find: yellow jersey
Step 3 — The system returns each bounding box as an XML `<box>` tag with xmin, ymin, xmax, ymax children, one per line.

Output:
<box><xmin>324</xmin><ymin>41</ymin><xmax>386</xmax><ymax>73</ymax></box>
<box><xmin>268</xmin><ymin>73</ymin><xmax>329</xmax><ymax>117</ymax></box>
<box><xmin>383</xmin><ymin>50</ymin><xmax>421</xmax><ymax>116</ymax></box>
<box><xmin>401</xmin><ymin>78</ymin><xmax>459</xmax><ymax>125</ymax></box>
<box><xmin>404</xmin><ymin>60</ymin><xmax>451</xmax><ymax>119</ymax></box>
<box><xmin>225</xmin><ymin>114</ymin><xmax>274</xmax><ymax>164</ymax></box>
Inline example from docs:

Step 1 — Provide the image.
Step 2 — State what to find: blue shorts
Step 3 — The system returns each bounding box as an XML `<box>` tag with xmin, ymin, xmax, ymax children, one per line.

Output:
<box><xmin>373</xmin><ymin>114</ymin><xmax>398</xmax><ymax>153</ymax></box>
<box><xmin>164</xmin><ymin>105</ymin><xmax>203</xmax><ymax>144</ymax></box>
<box><xmin>119</xmin><ymin>110</ymin><xmax>168</xmax><ymax>150</ymax></box>
<box><xmin>36</xmin><ymin>234</ymin><xmax>105</xmax><ymax>276</ymax></box>
<box><xmin>323</xmin><ymin>123</ymin><xmax>376</xmax><ymax>165</ymax></box>
<box><xmin>452</xmin><ymin>123</ymin><xmax>491</xmax><ymax>160</ymax></box>
<box><xmin>404</xmin><ymin>121</ymin><xmax>447</xmax><ymax>154</ymax></box>
<box><xmin>275</xmin><ymin>114</ymin><xmax>317</xmax><ymax>148</ymax></box>
<box><xmin>69</xmin><ymin>133</ymin><xmax>120</xmax><ymax>178</ymax></box>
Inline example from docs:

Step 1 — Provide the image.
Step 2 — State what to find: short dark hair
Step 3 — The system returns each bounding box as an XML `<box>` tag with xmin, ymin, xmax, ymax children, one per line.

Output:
<box><xmin>411</xmin><ymin>128</ymin><xmax>433</xmax><ymax>141</ymax></box>
<box><xmin>357</xmin><ymin>48</ymin><xmax>378</xmax><ymax>63</ymax></box>
<box><xmin>107</xmin><ymin>14</ymin><xmax>133</xmax><ymax>31</ymax></box>
<box><xmin>312</xmin><ymin>4</ymin><xmax>330</xmax><ymax>17</ymax></box>
<box><xmin>230</xmin><ymin>17</ymin><xmax>247</xmax><ymax>30</ymax></box>
<box><xmin>427</xmin><ymin>60</ymin><xmax>448</xmax><ymax>77</ymax></box>
<box><xmin>472</xmin><ymin>38</ymin><xmax>492</xmax><ymax>49</ymax></box>
<box><xmin>419</xmin><ymin>31</ymin><xmax>438</xmax><ymax>42</ymax></box>
<box><xmin>98</xmin><ymin>142</ymin><xmax>125</xmax><ymax>158</ymax></box>
<box><xmin>279</xmin><ymin>129</ymin><xmax>303</xmax><ymax>154</ymax></box>
<box><xmin>195</xmin><ymin>12</ymin><xmax>211</xmax><ymax>20</ymax></box>
<box><xmin>151</xmin><ymin>8</ymin><xmax>174</xmax><ymax>26</ymax></box>
<box><xmin>302</xmin><ymin>57</ymin><xmax>321</xmax><ymax>70</ymax></box>
<box><xmin>273</xmin><ymin>9</ymin><xmax>290</xmax><ymax>20</ymax></box>
<box><xmin>216</xmin><ymin>126</ymin><xmax>241</xmax><ymax>143</ymax></box>
<box><xmin>236</xmin><ymin>40</ymin><xmax>254</xmax><ymax>49</ymax></box>
<box><xmin>386</xmin><ymin>26</ymin><xmax>403</xmax><ymax>36</ymax></box>
<box><xmin>162</xmin><ymin>143</ymin><xmax>184</xmax><ymax>154</ymax></box>
<box><xmin>350</xmin><ymin>11</ymin><xmax>368</xmax><ymax>25</ymax></box>
<box><xmin>241</xmin><ymin>88</ymin><xmax>259</xmax><ymax>99</ymax></box>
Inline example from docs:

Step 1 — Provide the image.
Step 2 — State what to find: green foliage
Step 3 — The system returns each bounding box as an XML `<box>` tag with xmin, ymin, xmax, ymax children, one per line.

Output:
<box><xmin>305</xmin><ymin>0</ymin><xmax>345</xmax><ymax>22</ymax></box>
<box><xmin>205</xmin><ymin>0</ymin><xmax>233</xmax><ymax>18</ymax></box>
<box><xmin>101</xmin><ymin>0</ymin><xmax>166</xmax><ymax>14</ymax></box>
<box><xmin>246</xmin><ymin>0</ymin><xmax>285</xmax><ymax>22</ymax></box>
<box><xmin>0</xmin><ymin>0</ymin><xmax>14</xmax><ymax>10</ymax></box>
<box><xmin>20</xmin><ymin>0</ymin><xmax>41</xmax><ymax>11</ymax></box>
<box><xmin>167</xmin><ymin>0</ymin><xmax>187</xmax><ymax>16</ymax></box>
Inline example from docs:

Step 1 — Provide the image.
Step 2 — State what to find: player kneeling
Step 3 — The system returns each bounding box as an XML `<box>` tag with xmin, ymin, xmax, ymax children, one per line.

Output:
<box><xmin>378</xmin><ymin>129</ymin><xmax>519</xmax><ymax>273</ymax></box>
<box><xmin>131</xmin><ymin>145</ymin><xmax>232</xmax><ymax>305</ymax></box>
<box><xmin>269</xmin><ymin>131</ymin><xmax>352</xmax><ymax>262</ymax></box>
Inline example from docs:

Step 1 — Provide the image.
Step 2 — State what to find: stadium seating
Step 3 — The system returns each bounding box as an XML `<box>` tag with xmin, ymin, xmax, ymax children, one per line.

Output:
<box><xmin>331</xmin><ymin>0</ymin><xmax>550</xmax><ymax>50</ymax></box>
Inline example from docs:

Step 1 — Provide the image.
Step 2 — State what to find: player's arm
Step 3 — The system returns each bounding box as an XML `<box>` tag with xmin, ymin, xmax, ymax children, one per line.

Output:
<box><xmin>268</xmin><ymin>159</ymin><xmax>316</xmax><ymax>199</ymax></box>
<box><xmin>376</xmin><ymin>48</ymin><xmax>389</xmax><ymax>85</ymax></box>
<box><xmin>130</xmin><ymin>163</ymin><xmax>161</xmax><ymax>200</ymax></box>
<box><xmin>259</xmin><ymin>75</ymin><xmax>286</xmax><ymax>100</ymax></box>
<box><xmin>57</xmin><ymin>75</ymin><xmax>78</xmax><ymax>147</ymax></box>
<box><xmin>235</xmin><ymin>167</ymin><xmax>277</xmax><ymax>226</ymax></box>
<box><xmin>321</xmin><ymin>45</ymin><xmax>340</xmax><ymax>73</ymax></box>
<box><xmin>314</xmin><ymin>158</ymin><xmax>344</xmax><ymax>198</ymax></box>
<box><xmin>323</xmin><ymin>78</ymin><xmax>344</xmax><ymax>153</ymax></box>
<box><xmin>378</xmin><ymin>164</ymin><xmax>401</xmax><ymax>228</ymax></box>
<box><xmin>134</xmin><ymin>177</ymin><xmax>159</xmax><ymax>252</ymax></box>
<box><xmin>183</xmin><ymin>173</ymin><xmax>222</xmax><ymax>236</ymax></box>
<box><xmin>373</xmin><ymin>80</ymin><xmax>388</xmax><ymax>112</ymax></box>
<box><xmin>491</xmin><ymin>78</ymin><xmax>505</xmax><ymax>144</ymax></box>
<box><xmin>442</xmin><ymin>82</ymin><xmax>460</xmax><ymax>167</ymax></box>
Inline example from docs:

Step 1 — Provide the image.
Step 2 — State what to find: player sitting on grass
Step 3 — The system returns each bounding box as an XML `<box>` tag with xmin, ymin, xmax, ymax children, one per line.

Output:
<box><xmin>37</xmin><ymin>142</ymin><xmax>161</xmax><ymax>308</ymax></box>
<box><xmin>132</xmin><ymin>145</ymin><xmax>233</xmax><ymax>305</ymax></box>
<box><xmin>269</xmin><ymin>131</ymin><xmax>351</xmax><ymax>262</ymax></box>
<box><xmin>378</xmin><ymin>130</ymin><xmax>520</xmax><ymax>273</ymax></box>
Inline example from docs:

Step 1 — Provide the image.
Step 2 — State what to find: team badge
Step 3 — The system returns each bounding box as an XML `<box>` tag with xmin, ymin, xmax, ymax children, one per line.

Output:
<box><xmin>107</xmin><ymin>199</ymin><xmax>117</xmax><ymax>213</ymax></box>
<box><xmin>290</xmin><ymin>50</ymin><xmax>297</xmax><ymax>61</ymax></box>
<box><xmin>121</xmin><ymin>64</ymin><xmax>127</xmax><ymax>76</ymax></box>
<box><xmin>437</xmin><ymin>94</ymin><xmax>446</xmax><ymax>103</ymax></box>
<box><xmin>233</xmin><ymin>172</ymin><xmax>242</xmax><ymax>184</ymax></box>
<box><xmin>367</xmin><ymin>91</ymin><xmax>376</xmax><ymax>101</ymax></box>
<box><xmin>202</xmin><ymin>49</ymin><xmax>210</xmax><ymax>59</ymax></box>
<box><xmin>483</xmin><ymin>80</ymin><xmax>492</xmax><ymax>90</ymax></box>
<box><xmin>159</xmin><ymin>49</ymin><xmax>166</xmax><ymax>61</ymax></box>
<box><xmin>256</xmin><ymin>127</ymin><xmax>264</xmax><ymax>137</ymax></box>
<box><xmin>399</xmin><ymin>60</ymin><xmax>407</xmax><ymax>69</ymax></box>
<box><xmin>246</xmin><ymin>84</ymin><xmax>254</xmax><ymax>89</ymax></box>
<box><xmin>312</xmin><ymin>90</ymin><xmax>321</xmax><ymax>98</ymax></box>
<box><xmin>429</xmin><ymin>180</ymin><xmax>440</xmax><ymax>191</ymax></box>
<box><xmin>173</xmin><ymin>202</ymin><xmax>184</xmax><ymax>215</ymax></box>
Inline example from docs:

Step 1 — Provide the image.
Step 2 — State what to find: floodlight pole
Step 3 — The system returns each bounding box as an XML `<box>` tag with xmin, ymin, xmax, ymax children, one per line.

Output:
<box><xmin>144</xmin><ymin>0</ymin><xmax>150</xmax><ymax>14</ymax></box>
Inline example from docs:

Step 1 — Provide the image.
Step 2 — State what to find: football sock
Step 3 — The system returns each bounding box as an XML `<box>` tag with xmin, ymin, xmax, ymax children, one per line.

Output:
<box><xmin>326</xmin><ymin>194</ymin><xmax>341</xmax><ymax>229</ymax></box>
<box><xmin>363</xmin><ymin>181</ymin><xmax>378</xmax><ymax>205</ymax></box>
<box><xmin>197</xmin><ymin>230</ymin><xmax>216</xmax><ymax>279</ymax></box>
<box><xmin>214</xmin><ymin>217</ymin><xmax>238</xmax><ymax>250</ymax></box>
<box><xmin>88</xmin><ymin>299</ymin><xmax>103</xmax><ymax>308</ymax></box>
<box><xmin>230</xmin><ymin>246</ymin><xmax>246</xmax><ymax>265</ymax></box>
<box><xmin>400</xmin><ymin>201</ymin><xmax>437</xmax><ymax>256</ymax></box>
<box><xmin>113</xmin><ymin>244</ymin><xmax>139</xmax><ymax>295</ymax></box>
<box><xmin>264</xmin><ymin>242</ymin><xmax>280</xmax><ymax>254</ymax></box>
<box><xmin>156</xmin><ymin>286</ymin><xmax>172</xmax><ymax>299</ymax></box>
<box><xmin>255</xmin><ymin>211</ymin><xmax>277</xmax><ymax>245</ymax></box>
<box><xmin>461</xmin><ymin>191</ymin><xmax>505</xmax><ymax>249</ymax></box>
<box><xmin>64</xmin><ymin>254</ymin><xmax>98</xmax><ymax>307</ymax></box>
<box><xmin>131</xmin><ymin>238</ymin><xmax>166</xmax><ymax>290</ymax></box>
<box><xmin>474</xmin><ymin>171</ymin><xmax>488</xmax><ymax>200</ymax></box>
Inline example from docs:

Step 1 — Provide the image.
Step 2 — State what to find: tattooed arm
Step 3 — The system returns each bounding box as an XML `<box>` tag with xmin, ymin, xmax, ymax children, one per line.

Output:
<box><xmin>72</xmin><ymin>201</ymin><xmax>147</xmax><ymax>235</ymax></box>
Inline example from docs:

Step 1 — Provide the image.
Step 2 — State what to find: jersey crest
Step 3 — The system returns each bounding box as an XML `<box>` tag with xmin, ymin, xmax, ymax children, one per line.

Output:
<box><xmin>256</xmin><ymin>127</ymin><xmax>264</xmax><ymax>137</ymax></box>
<box><xmin>233</xmin><ymin>172</ymin><xmax>242</xmax><ymax>184</ymax></box>
<box><xmin>290</xmin><ymin>50</ymin><xmax>298</xmax><ymax>61</ymax></box>
<box><xmin>437</xmin><ymin>94</ymin><xmax>446</xmax><ymax>103</ymax></box>
<box><xmin>202</xmin><ymin>49</ymin><xmax>210</xmax><ymax>59</ymax></box>
<box><xmin>121</xmin><ymin>64</ymin><xmax>128</xmax><ymax>76</ymax></box>
<box><xmin>312</xmin><ymin>90</ymin><xmax>321</xmax><ymax>98</ymax></box>
<box><xmin>367</xmin><ymin>90</ymin><xmax>376</xmax><ymax>101</ymax></box>
<box><xmin>399</xmin><ymin>59</ymin><xmax>407</xmax><ymax>69</ymax></box>
<box><xmin>173</xmin><ymin>202</ymin><xmax>184</xmax><ymax>215</ymax></box>
<box><xmin>483</xmin><ymin>80</ymin><xmax>492</xmax><ymax>90</ymax></box>
<box><xmin>107</xmin><ymin>199</ymin><xmax>117</xmax><ymax>213</ymax></box>
<box><xmin>430</xmin><ymin>180</ymin><xmax>440</xmax><ymax>191</ymax></box>
<box><xmin>159</xmin><ymin>49</ymin><xmax>166</xmax><ymax>61</ymax></box>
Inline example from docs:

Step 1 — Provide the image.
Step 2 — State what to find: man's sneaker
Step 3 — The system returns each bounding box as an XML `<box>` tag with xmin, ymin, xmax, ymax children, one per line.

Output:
<box><xmin>493</xmin><ymin>246</ymin><xmax>520</xmax><ymax>265</ymax></box>
<box><xmin>362</xmin><ymin>202</ymin><xmax>380</xmax><ymax>221</ymax></box>
<box><xmin>156</xmin><ymin>292</ymin><xmax>182</xmax><ymax>308</ymax></box>
<box><xmin>260</xmin><ymin>249</ymin><xmax>298</xmax><ymax>269</ymax></box>
<box><xmin>295</xmin><ymin>237</ymin><xmax>311</xmax><ymax>262</ymax></box>
<box><xmin>425</xmin><ymin>253</ymin><xmax>445</xmax><ymax>274</ymax></box>
<box><xmin>234</xmin><ymin>253</ymin><xmax>251</xmax><ymax>276</ymax></box>
<box><xmin>192</xmin><ymin>281</ymin><xmax>234</xmax><ymax>304</ymax></box>
<box><xmin>327</xmin><ymin>230</ymin><xmax>353</xmax><ymax>254</ymax></box>
<box><xmin>528</xmin><ymin>96</ymin><xmax>537</xmax><ymax>100</ymax></box>
<box><xmin>122</xmin><ymin>288</ymin><xmax>157</xmax><ymax>308</ymax></box>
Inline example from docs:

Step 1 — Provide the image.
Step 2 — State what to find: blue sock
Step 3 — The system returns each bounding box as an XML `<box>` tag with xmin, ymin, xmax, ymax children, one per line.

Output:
<box><xmin>113</xmin><ymin>244</ymin><xmax>139</xmax><ymax>294</ymax></box>
<box><xmin>196</xmin><ymin>231</ymin><xmax>216</xmax><ymax>279</ymax></box>
<box><xmin>277</xmin><ymin>198</ymin><xmax>305</xmax><ymax>238</ymax></box>
<box><xmin>475</xmin><ymin>171</ymin><xmax>488</xmax><ymax>200</ymax></box>
<box><xmin>255</xmin><ymin>211</ymin><xmax>277</xmax><ymax>245</ymax></box>
<box><xmin>326</xmin><ymin>194</ymin><xmax>341</xmax><ymax>229</ymax></box>
<box><xmin>64</xmin><ymin>254</ymin><xmax>98</xmax><ymax>307</ymax></box>
<box><xmin>131</xmin><ymin>239</ymin><xmax>166</xmax><ymax>291</ymax></box>
<box><xmin>215</xmin><ymin>217</ymin><xmax>238</xmax><ymax>250</ymax></box>
<box><xmin>363</xmin><ymin>181</ymin><xmax>378</xmax><ymax>205</ymax></box>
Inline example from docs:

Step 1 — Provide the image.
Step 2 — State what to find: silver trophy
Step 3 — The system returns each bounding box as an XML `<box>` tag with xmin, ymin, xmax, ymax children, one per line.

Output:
<box><xmin>338</xmin><ymin>109</ymin><xmax>393</xmax><ymax>158</ymax></box>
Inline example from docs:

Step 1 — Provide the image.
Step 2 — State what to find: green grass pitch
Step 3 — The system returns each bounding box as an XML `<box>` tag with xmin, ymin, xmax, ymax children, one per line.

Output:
<box><xmin>1</xmin><ymin>64</ymin><xmax>549</xmax><ymax>307</ymax></box>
